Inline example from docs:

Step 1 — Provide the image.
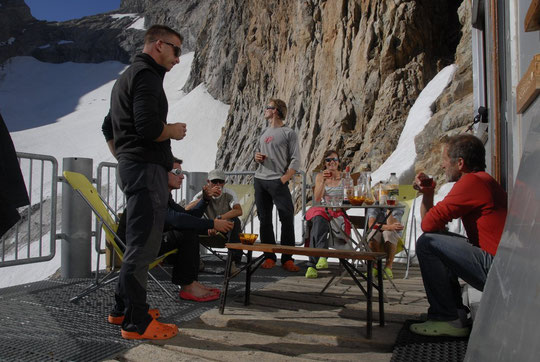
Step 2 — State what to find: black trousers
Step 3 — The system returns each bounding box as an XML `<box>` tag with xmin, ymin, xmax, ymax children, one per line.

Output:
<box><xmin>162</xmin><ymin>229</ymin><xmax>200</xmax><ymax>286</ymax></box>
<box><xmin>114</xmin><ymin>160</ymin><xmax>168</xmax><ymax>334</ymax></box>
<box><xmin>254</xmin><ymin>178</ymin><xmax>295</xmax><ymax>263</ymax></box>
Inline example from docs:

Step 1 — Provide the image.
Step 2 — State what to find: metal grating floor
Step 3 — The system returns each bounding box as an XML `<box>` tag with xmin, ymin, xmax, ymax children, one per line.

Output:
<box><xmin>391</xmin><ymin>320</ymin><xmax>469</xmax><ymax>362</ymax></box>
<box><xmin>0</xmin><ymin>258</ymin><xmax>290</xmax><ymax>362</ymax></box>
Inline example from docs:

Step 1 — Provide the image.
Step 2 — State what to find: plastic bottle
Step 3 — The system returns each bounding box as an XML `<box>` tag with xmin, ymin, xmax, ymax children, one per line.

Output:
<box><xmin>387</xmin><ymin>172</ymin><xmax>399</xmax><ymax>205</ymax></box>
<box><xmin>378</xmin><ymin>181</ymin><xmax>388</xmax><ymax>205</ymax></box>
<box><xmin>342</xmin><ymin>166</ymin><xmax>354</xmax><ymax>203</ymax></box>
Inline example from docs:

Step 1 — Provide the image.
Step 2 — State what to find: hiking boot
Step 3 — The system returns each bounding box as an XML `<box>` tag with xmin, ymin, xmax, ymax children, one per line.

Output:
<box><xmin>305</xmin><ymin>267</ymin><xmax>318</xmax><ymax>279</ymax></box>
<box><xmin>410</xmin><ymin>320</ymin><xmax>470</xmax><ymax>337</ymax></box>
<box><xmin>261</xmin><ymin>258</ymin><xmax>276</xmax><ymax>269</ymax></box>
<box><xmin>315</xmin><ymin>257</ymin><xmax>328</xmax><ymax>270</ymax></box>
<box><xmin>282</xmin><ymin>260</ymin><xmax>299</xmax><ymax>272</ymax></box>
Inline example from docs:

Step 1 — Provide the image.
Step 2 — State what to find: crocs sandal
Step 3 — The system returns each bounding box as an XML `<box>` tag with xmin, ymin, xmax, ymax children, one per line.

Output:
<box><xmin>305</xmin><ymin>267</ymin><xmax>318</xmax><ymax>279</ymax></box>
<box><xmin>121</xmin><ymin>319</ymin><xmax>178</xmax><ymax>340</ymax></box>
<box><xmin>315</xmin><ymin>257</ymin><xmax>328</xmax><ymax>270</ymax></box>
<box><xmin>409</xmin><ymin>320</ymin><xmax>470</xmax><ymax>337</ymax></box>
<box><xmin>108</xmin><ymin>308</ymin><xmax>160</xmax><ymax>325</ymax></box>
<box><xmin>261</xmin><ymin>258</ymin><xmax>276</xmax><ymax>269</ymax></box>
<box><xmin>179</xmin><ymin>290</ymin><xmax>220</xmax><ymax>302</ymax></box>
<box><xmin>383</xmin><ymin>267</ymin><xmax>393</xmax><ymax>280</ymax></box>
<box><xmin>282</xmin><ymin>260</ymin><xmax>300</xmax><ymax>272</ymax></box>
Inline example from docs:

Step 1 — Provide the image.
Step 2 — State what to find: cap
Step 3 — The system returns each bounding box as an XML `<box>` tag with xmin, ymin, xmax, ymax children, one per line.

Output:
<box><xmin>208</xmin><ymin>169</ymin><xmax>226</xmax><ymax>181</ymax></box>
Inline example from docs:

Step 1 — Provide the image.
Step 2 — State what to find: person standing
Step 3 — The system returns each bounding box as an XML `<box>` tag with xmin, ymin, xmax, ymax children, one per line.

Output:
<box><xmin>410</xmin><ymin>134</ymin><xmax>507</xmax><ymax>337</ymax></box>
<box><xmin>109</xmin><ymin>25</ymin><xmax>186</xmax><ymax>340</ymax></box>
<box><xmin>254</xmin><ymin>98</ymin><xmax>301</xmax><ymax>271</ymax></box>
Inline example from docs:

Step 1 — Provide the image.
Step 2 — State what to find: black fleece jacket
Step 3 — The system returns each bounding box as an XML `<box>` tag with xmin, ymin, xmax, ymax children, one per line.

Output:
<box><xmin>108</xmin><ymin>53</ymin><xmax>174</xmax><ymax>170</ymax></box>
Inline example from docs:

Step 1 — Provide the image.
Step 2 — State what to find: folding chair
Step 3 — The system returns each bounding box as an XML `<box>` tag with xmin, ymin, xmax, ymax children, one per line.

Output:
<box><xmin>198</xmin><ymin>183</ymin><xmax>256</xmax><ymax>262</ymax></box>
<box><xmin>395</xmin><ymin>184</ymin><xmax>418</xmax><ymax>279</ymax></box>
<box><xmin>63</xmin><ymin>171</ymin><xmax>178</xmax><ymax>303</ymax></box>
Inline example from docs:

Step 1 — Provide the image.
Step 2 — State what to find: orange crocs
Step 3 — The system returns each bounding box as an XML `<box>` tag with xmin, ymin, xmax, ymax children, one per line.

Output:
<box><xmin>282</xmin><ymin>260</ymin><xmax>299</xmax><ymax>272</ymax></box>
<box><xmin>121</xmin><ymin>319</ymin><xmax>178</xmax><ymax>340</ymax></box>
<box><xmin>261</xmin><ymin>258</ymin><xmax>276</xmax><ymax>269</ymax></box>
<box><xmin>108</xmin><ymin>308</ymin><xmax>160</xmax><ymax>325</ymax></box>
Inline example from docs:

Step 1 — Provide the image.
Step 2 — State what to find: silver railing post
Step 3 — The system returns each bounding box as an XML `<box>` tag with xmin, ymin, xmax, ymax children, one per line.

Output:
<box><xmin>61</xmin><ymin>157</ymin><xmax>93</xmax><ymax>278</ymax></box>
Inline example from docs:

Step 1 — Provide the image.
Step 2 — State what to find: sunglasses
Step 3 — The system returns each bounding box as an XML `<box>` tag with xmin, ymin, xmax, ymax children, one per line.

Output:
<box><xmin>325</xmin><ymin>157</ymin><xmax>339</xmax><ymax>163</ymax></box>
<box><xmin>160</xmin><ymin>40</ymin><xmax>181</xmax><ymax>57</ymax></box>
<box><xmin>210</xmin><ymin>179</ymin><xmax>225</xmax><ymax>185</ymax></box>
<box><xmin>170</xmin><ymin>168</ymin><xmax>182</xmax><ymax>176</ymax></box>
<box><xmin>265</xmin><ymin>106</ymin><xmax>276</xmax><ymax>110</ymax></box>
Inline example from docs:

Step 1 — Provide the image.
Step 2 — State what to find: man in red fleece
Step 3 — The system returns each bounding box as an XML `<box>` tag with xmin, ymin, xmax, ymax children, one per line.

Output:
<box><xmin>410</xmin><ymin>134</ymin><xmax>507</xmax><ymax>337</ymax></box>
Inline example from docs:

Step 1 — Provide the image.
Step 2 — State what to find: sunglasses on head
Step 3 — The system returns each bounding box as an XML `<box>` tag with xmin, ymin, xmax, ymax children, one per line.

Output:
<box><xmin>265</xmin><ymin>106</ymin><xmax>276</xmax><ymax>110</ymax></box>
<box><xmin>325</xmin><ymin>157</ymin><xmax>339</xmax><ymax>163</ymax></box>
<box><xmin>170</xmin><ymin>168</ymin><xmax>182</xmax><ymax>176</ymax></box>
<box><xmin>158</xmin><ymin>39</ymin><xmax>181</xmax><ymax>57</ymax></box>
<box><xmin>211</xmin><ymin>179</ymin><xmax>225</xmax><ymax>185</ymax></box>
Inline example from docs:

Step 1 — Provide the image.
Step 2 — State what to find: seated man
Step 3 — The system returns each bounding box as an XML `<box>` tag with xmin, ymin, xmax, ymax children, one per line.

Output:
<box><xmin>109</xmin><ymin>158</ymin><xmax>234</xmax><ymax>310</ymax></box>
<box><xmin>367</xmin><ymin>203</ymin><xmax>404</xmax><ymax>280</ymax></box>
<box><xmin>410</xmin><ymin>134</ymin><xmax>507</xmax><ymax>337</ymax></box>
<box><xmin>186</xmin><ymin>169</ymin><xmax>243</xmax><ymax>269</ymax></box>
<box><xmin>162</xmin><ymin>159</ymin><xmax>234</xmax><ymax>301</ymax></box>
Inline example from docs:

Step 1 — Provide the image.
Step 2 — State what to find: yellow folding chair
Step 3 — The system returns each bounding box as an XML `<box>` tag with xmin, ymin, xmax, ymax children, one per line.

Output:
<box><xmin>63</xmin><ymin>171</ymin><xmax>178</xmax><ymax>302</ymax></box>
<box><xmin>396</xmin><ymin>185</ymin><xmax>419</xmax><ymax>278</ymax></box>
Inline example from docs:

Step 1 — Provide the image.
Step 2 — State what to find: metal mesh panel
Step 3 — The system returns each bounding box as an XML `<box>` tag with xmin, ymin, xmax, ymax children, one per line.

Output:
<box><xmin>391</xmin><ymin>320</ymin><xmax>468</xmax><ymax>362</ymax></box>
<box><xmin>0</xmin><ymin>259</ymin><xmax>289</xmax><ymax>361</ymax></box>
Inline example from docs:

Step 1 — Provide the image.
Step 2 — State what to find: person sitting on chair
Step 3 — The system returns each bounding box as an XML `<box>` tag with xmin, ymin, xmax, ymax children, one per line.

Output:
<box><xmin>410</xmin><ymin>134</ymin><xmax>507</xmax><ymax>337</ymax></box>
<box><xmin>366</xmin><ymin>185</ymin><xmax>404</xmax><ymax>280</ymax></box>
<box><xmin>162</xmin><ymin>159</ymin><xmax>234</xmax><ymax>301</ymax></box>
<box><xmin>186</xmin><ymin>169</ymin><xmax>244</xmax><ymax>270</ymax></box>
<box><xmin>304</xmin><ymin>149</ymin><xmax>351</xmax><ymax>279</ymax></box>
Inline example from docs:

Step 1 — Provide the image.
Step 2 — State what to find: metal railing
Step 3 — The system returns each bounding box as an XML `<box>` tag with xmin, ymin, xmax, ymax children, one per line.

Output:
<box><xmin>0</xmin><ymin>152</ymin><xmax>58</xmax><ymax>267</ymax></box>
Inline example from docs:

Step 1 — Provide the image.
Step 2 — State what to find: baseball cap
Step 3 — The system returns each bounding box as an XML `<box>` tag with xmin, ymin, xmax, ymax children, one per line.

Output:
<box><xmin>208</xmin><ymin>169</ymin><xmax>226</xmax><ymax>181</ymax></box>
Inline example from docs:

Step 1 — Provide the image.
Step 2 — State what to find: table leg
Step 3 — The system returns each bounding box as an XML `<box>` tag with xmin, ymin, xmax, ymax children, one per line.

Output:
<box><xmin>377</xmin><ymin>258</ymin><xmax>385</xmax><ymax>326</ymax></box>
<box><xmin>245</xmin><ymin>250</ymin><xmax>252</xmax><ymax>305</ymax></box>
<box><xmin>219</xmin><ymin>249</ymin><xmax>234</xmax><ymax>314</ymax></box>
<box><xmin>367</xmin><ymin>260</ymin><xmax>373</xmax><ymax>339</ymax></box>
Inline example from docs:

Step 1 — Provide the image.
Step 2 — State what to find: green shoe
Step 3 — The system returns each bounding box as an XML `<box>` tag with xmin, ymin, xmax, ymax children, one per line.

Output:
<box><xmin>383</xmin><ymin>267</ymin><xmax>393</xmax><ymax>280</ymax></box>
<box><xmin>315</xmin><ymin>257</ymin><xmax>328</xmax><ymax>270</ymax></box>
<box><xmin>410</xmin><ymin>320</ymin><xmax>470</xmax><ymax>337</ymax></box>
<box><xmin>305</xmin><ymin>267</ymin><xmax>318</xmax><ymax>279</ymax></box>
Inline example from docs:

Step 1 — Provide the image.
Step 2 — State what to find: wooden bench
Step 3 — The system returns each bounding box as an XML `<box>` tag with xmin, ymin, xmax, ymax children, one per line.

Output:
<box><xmin>219</xmin><ymin>243</ymin><xmax>386</xmax><ymax>339</ymax></box>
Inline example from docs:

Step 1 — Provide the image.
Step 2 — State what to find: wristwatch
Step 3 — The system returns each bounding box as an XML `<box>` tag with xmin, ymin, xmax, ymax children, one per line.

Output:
<box><xmin>216</xmin><ymin>215</ymin><xmax>222</xmax><ymax>219</ymax></box>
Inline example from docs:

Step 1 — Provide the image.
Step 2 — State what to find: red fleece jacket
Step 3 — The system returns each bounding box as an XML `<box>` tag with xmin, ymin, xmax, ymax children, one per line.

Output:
<box><xmin>421</xmin><ymin>172</ymin><xmax>507</xmax><ymax>255</ymax></box>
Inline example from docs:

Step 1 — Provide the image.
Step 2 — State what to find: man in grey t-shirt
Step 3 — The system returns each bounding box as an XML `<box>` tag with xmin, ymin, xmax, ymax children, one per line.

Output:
<box><xmin>254</xmin><ymin>98</ymin><xmax>301</xmax><ymax>272</ymax></box>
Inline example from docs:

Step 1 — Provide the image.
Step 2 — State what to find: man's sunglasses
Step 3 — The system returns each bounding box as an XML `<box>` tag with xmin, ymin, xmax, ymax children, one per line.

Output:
<box><xmin>210</xmin><ymin>179</ymin><xmax>225</xmax><ymax>185</ymax></box>
<box><xmin>325</xmin><ymin>157</ymin><xmax>339</xmax><ymax>163</ymax></box>
<box><xmin>170</xmin><ymin>168</ymin><xmax>182</xmax><ymax>176</ymax></box>
<box><xmin>159</xmin><ymin>40</ymin><xmax>181</xmax><ymax>57</ymax></box>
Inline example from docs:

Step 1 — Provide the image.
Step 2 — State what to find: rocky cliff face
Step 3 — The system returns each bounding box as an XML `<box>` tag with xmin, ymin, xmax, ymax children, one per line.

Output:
<box><xmin>1</xmin><ymin>0</ymin><xmax>473</xmax><ymax>196</ymax></box>
<box><xmin>183</xmin><ymin>0</ymin><xmax>471</xmax><ymax>188</ymax></box>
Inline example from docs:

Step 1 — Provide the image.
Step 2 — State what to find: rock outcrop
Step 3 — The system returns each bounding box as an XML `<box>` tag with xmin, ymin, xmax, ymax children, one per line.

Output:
<box><xmin>1</xmin><ymin>0</ymin><xmax>474</xmax><ymax>199</ymax></box>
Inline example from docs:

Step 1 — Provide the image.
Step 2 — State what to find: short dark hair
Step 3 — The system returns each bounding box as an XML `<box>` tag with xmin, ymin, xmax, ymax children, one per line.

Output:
<box><xmin>173</xmin><ymin>157</ymin><xmax>183</xmax><ymax>165</ymax></box>
<box><xmin>144</xmin><ymin>25</ymin><xmax>183</xmax><ymax>44</ymax></box>
<box><xmin>269</xmin><ymin>98</ymin><xmax>287</xmax><ymax>119</ymax></box>
<box><xmin>445</xmin><ymin>134</ymin><xmax>486</xmax><ymax>172</ymax></box>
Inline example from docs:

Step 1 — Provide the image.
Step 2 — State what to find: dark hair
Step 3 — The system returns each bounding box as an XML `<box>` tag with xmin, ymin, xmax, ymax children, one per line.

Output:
<box><xmin>269</xmin><ymin>98</ymin><xmax>287</xmax><ymax>119</ymax></box>
<box><xmin>446</xmin><ymin>134</ymin><xmax>486</xmax><ymax>172</ymax></box>
<box><xmin>320</xmin><ymin>149</ymin><xmax>341</xmax><ymax>170</ymax></box>
<box><xmin>173</xmin><ymin>157</ymin><xmax>183</xmax><ymax>165</ymax></box>
<box><xmin>144</xmin><ymin>25</ymin><xmax>183</xmax><ymax>44</ymax></box>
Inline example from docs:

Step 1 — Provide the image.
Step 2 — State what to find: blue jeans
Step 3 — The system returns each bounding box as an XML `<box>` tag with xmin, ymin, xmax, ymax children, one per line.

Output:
<box><xmin>416</xmin><ymin>232</ymin><xmax>494</xmax><ymax>321</ymax></box>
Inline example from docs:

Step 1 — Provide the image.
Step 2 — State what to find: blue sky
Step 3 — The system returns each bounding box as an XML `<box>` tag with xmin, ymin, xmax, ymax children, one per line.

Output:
<box><xmin>24</xmin><ymin>0</ymin><xmax>121</xmax><ymax>22</ymax></box>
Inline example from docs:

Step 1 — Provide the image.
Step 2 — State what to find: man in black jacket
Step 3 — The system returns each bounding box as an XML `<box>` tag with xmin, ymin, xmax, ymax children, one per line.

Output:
<box><xmin>107</xmin><ymin>25</ymin><xmax>187</xmax><ymax>340</ymax></box>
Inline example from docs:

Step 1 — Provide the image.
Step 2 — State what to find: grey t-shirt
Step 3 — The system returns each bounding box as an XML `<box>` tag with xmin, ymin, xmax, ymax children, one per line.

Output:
<box><xmin>192</xmin><ymin>188</ymin><xmax>239</xmax><ymax>220</ymax></box>
<box><xmin>255</xmin><ymin>126</ymin><xmax>301</xmax><ymax>180</ymax></box>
